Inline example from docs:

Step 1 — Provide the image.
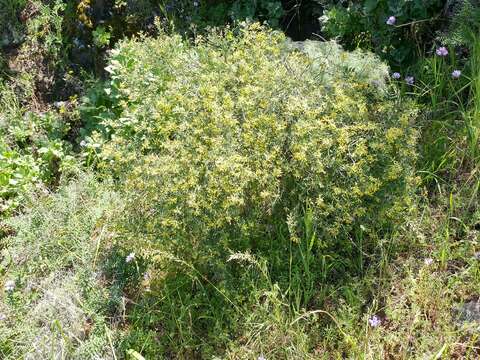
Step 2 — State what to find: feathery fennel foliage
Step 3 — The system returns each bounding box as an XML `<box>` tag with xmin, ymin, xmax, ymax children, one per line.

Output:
<box><xmin>66</xmin><ymin>23</ymin><xmax>422</xmax><ymax>356</ymax></box>
<box><xmin>87</xmin><ymin>24</ymin><xmax>418</xmax><ymax>256</ymax></box>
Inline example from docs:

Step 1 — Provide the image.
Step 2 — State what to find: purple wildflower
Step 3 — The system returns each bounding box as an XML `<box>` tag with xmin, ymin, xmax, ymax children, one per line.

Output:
<box><xmin>424</xmin><ymin>258</ymin><xmax>434</xmax><ymax>266</ymax></box>
<box><xmin>368</xmin><ymin>315</ymin><xmax>381</xmax><ymax>328</ymax></box>
<box><xmin>126</xmin><ymin>252</ymin><xmax>135</xmax><ymax>263</ymax></box>
<box><xmin>436</xmin><ymin>47</ymin><xmax>449</xmax><ymax>57</ymax></box>
<box><xmin>369</xmin><ymin>315</ymin><xmax>381</xmax><ymax>327</ymax></box>
<box><xmin>386</xmin><ymin>16</ymin><xmax>396</xmax><ymax>26</ymax></box>
<box><xmin>392</xmin><ymin>72</ymin><xmax>401</xmax><ymax>80</ymax></box>
<box><xmin>405</xmin><ymin>76</ymin><xmax>415</xmax><ymax>86</ymax></box>
<box><xmin>452</xmin><ymin>70</ymin><xmax>462</xmax><ymax>79</ymax></box>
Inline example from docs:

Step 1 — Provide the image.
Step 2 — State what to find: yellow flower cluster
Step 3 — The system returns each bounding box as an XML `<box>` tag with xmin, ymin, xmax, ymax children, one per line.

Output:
<box><xmin>95</xmin><ymin>24</ymin><xmax>418</xmax><ymax>252</ymax></box>
<box><xmin>77</xmin><ymin>0</ymin><xmax>93</xmax><ymax>28</ymax></box>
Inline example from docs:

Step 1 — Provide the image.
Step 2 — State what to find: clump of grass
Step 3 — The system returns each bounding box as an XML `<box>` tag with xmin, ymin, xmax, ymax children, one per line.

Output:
<box><xmin>401</xmin><ymin>1</ymin><xmax>480</xmax><ymax>192</ymax></box>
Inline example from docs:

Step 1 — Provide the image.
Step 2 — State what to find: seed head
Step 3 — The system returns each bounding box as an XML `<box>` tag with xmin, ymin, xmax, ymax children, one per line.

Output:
<box><xmin>4</xmin><ymin>280</ymin><xmax>15</xmax><ymax>292</ymax></box>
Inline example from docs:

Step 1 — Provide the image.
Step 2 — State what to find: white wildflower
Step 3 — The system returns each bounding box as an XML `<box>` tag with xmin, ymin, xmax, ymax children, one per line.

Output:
<box><xmin>4</xmin><ymin>280</ymin><xmax>15</xmax><ymax>292</ymax></box>
<box><xmin>126</xmin><ymin>252</ymin><xmax>135</xmax><ymax>263</ymax></box>
<box><xmin>424</xmin><ymin>258</ymin><xmax>434</xmax><ymax>266</ymax></box>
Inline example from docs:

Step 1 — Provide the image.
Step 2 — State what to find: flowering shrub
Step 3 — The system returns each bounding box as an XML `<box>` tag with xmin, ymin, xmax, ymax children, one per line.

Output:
<box><xmin>89</xmin><ymin>24</ymin><xmax>418</xmax><ymax>261</ymax></box>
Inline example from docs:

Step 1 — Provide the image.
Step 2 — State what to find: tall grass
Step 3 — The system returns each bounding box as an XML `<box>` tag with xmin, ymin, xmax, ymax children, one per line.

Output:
<box><xmin>465</xmin><ymin>35</ymin><xmax>480</xmax><ymax>164</ymax></box>
<box><xmin>414</xmin><ymin>0</ymin><xmax>480</xmax><ymax>193</ymax></box>
<box><xmin>413</xmin><ymin>38</ymin><xmax>480</xmax><ymax>194</ymax></box>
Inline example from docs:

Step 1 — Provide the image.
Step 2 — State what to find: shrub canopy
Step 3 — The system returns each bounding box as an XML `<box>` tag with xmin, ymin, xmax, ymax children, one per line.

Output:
<box><xmin>89</xmin><ymin>24</ymin><xmax>418</xmax><ymax>256</ymax></box>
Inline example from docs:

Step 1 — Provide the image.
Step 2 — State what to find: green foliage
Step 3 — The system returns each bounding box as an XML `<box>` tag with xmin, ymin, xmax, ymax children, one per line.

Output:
<box><xmin>92</xmin><ymin>26</ymin><xmax>112</xmax><ymax>48</ymax></box>
<box><xmin>0</xmin><ymin>174</ymin><xmax>122</xmax><ymax>359</ymax></box>
<box><xmin>441</xmin><ymin>0</ymin><xmax>480</xmax><ymax>47</ymax></box>
<box><xmin>438</xmin><ymin>0</ymin><xmax>480</xmax><ymax>169</ymax></box>
<box><xmin>396</xmin><ymin>13</ymin><xmax>480</xmax><ymax>189</ymax></box>
<box><xmin>191</xmin><ymin>0</ymin><xmax>284</xmax><ymax>28</ymax></box>
<box><xmin>0</xmin><ymin>0</ymin><xmax>27</xmax><ymax>47</ymax></box>
<box><xmin>92</xmin><ymin>24</ymin><xmax>417</xmax><ymax>252</ymax></box>
<box><xmin>0</xmin><ymin>83</ymin><xmax>76</xmax><ymax>215</ymax></box>
<box><xmin>0</xmin><ymin>0</ymin><xmax>85</xmax><ymax>215</ymax></box>
<box><xmin>68</xmin><ymin>0</ymin><xmax>284</xmax><ymax>76</ymax></box>
<box><xmin>2</xmin><ymin>2</ymin><xmax>478</xmax><ymax>357</ymax></box>
<box><xmin>24</xmin><ymin>0</ymin><xmax>67</xmax><ymax>66</ymax></box>
<box><xmin>320</xmin><ymin>0</ymin><xmax>445</xmax><ymax>66</ymax></box>
<box><xmin>74</xmin><ymin>24</ymin><xmax>419</xmax><ymax>355</ymax></box>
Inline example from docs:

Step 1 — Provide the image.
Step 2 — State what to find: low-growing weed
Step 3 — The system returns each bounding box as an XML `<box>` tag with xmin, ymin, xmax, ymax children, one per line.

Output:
<box><xmin>0</xmin><ymin>173</ymin><xmax>123</xmax><ymax>359</ymax></box>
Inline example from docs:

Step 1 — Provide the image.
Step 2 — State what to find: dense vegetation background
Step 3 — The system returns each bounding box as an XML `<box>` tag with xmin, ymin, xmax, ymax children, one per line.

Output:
<box><xmin>1</xmin><ymin>0</ymin><xmax>480</xmax><ymax>359</ymax></box>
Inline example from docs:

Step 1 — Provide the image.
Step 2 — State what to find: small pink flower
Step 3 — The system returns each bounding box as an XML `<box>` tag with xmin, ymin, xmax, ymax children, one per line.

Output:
<box><xmin>436</xmin><ymin>47</ymin><xmax>448</xmax><ymax>57</ymax></box>
<box><xmin>386</xmin><ymin>16</ymin><xmax>396</xmax><ymax>26</ymax></box>
<box><xmin>126</xmin><ymin>252</ymin><xmax>135</xmax><ymax>263</ymax></box>
<box><xmin>424</xmin><ymin>258</ymin><xmax>434</xmax><ymax>266</ymax></box>
<box><xmin>452</xmin><ymin>70</ymin><xmax>461</xmax><ymax>79</ymax></box>
<box><xmin>369</xmin><ymin>315</ymin><xmax>381</xmax><ymax>327</ymax></box>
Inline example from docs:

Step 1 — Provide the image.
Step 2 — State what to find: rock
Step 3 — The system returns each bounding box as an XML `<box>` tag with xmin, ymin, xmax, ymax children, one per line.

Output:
<box><xmin>454</xmin><ymin>299</ymin><xmax>480</xmax><ymax>332</ymax></box>
<box><xmin>457</xmin><ymin>300</ymin><xmax>480</xmax><ymax>322</ymax></box>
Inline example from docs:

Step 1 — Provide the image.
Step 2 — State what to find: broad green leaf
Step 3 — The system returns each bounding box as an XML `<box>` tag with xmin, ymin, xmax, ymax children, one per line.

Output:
<box><xmin>364</xmin><ymin>0</ymin><xmax>379</xmax><ymax>13</ymax></box>
<box><xmin>127</xmin><ymin>349</ymin><xmax>146</xmax><ymax>360</ymax></box>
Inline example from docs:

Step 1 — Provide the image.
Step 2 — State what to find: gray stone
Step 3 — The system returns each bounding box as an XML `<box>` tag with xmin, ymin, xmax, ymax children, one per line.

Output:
<box><xmin>454</xmin><ymin>300</ymin><xmax>480</xmax><ymax>332</ymax></box>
